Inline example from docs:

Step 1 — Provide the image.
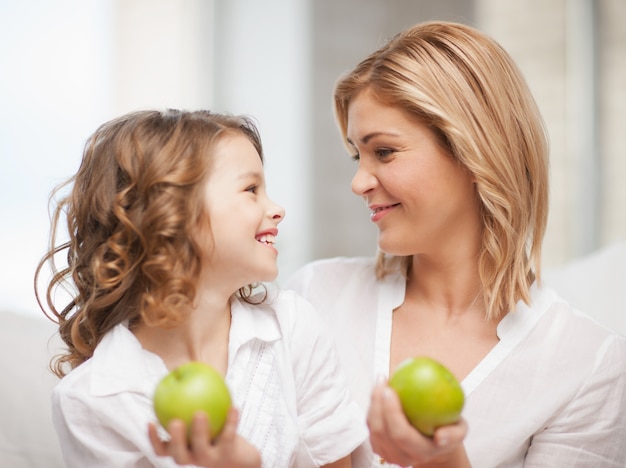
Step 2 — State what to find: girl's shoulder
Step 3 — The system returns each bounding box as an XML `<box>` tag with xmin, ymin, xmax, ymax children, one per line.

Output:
<box><xmin>53</xmin><ymin>323</ymin><xmax>166</xmax><ymax>399</ymax></box>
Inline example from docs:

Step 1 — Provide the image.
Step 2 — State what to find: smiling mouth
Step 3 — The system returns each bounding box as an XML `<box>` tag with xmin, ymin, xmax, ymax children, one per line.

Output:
<box><xmin>371</xmin><ymin>203</ymin><xmax>400</xmax><ymax>216</ymax></box>
<box><xmin>255</xmin><ymin>234</ymin><xmax>276</xmax><ymax>245</ymax></box>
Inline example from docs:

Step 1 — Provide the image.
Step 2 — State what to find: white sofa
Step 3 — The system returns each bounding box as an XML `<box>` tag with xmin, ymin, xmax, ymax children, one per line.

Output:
<box><xmin>0</xmin><ymin>310</ymin><xmax>64</xmax><ymax>467</ymax></box>
<box><xmin>1</xmin><ymin>241</ymin><xmax>624</xmax><ymax>467</ymax></box>
<box><xmin>543</xmin><ymin>240</ymin><xmax>626</xmax><ymax>337</ymax></box>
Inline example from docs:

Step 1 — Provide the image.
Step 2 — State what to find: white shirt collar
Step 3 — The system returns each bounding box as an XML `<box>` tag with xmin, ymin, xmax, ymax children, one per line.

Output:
<box><xmin>229</xmin><ymin>294</ymin><xmax>282</xmax><ymax>351</ymax></box>
<box><xmin>86</xmin><ymin>294</ymin><xmax>283</xmax><ymax>398</ymax></box>
<box><xmin>89</xmin><ymin>324</ymin><xmax>166</xmax><ymax>397</ymax></box>
<box><xmin>462</xmin><ymin>282</ymin><xmax>552</xmax><ymax>396</ymax></box>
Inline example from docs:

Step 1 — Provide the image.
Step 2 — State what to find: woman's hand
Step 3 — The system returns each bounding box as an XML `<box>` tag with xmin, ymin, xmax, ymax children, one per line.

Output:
<box><xmin>367</xmin><ymin>379</ymin><xmax>470</xmax><ymax>467</ymax></box>
<box><xmin>148</xmin><ymin>407</ymin><xmax>261</xmax><ymax>468</ymax></box>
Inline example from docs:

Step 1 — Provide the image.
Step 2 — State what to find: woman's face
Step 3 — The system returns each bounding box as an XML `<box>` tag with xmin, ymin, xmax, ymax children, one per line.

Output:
<box><xmin>346</xmin><ymin>89</ymin><xmax>481</xmax><ymax>258</ymax></box>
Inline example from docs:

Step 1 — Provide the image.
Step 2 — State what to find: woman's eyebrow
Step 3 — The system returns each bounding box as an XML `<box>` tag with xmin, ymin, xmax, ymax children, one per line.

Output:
<box><xmin>347</xmin><ymin>131</ymin><xmax>400</xmax><ymax>146</ymax></box>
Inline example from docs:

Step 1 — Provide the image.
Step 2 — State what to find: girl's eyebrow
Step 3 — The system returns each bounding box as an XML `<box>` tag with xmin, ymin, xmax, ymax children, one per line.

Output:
<box><xmin>237</xmin><ymin>170</ymin><xmax>263</xmax><ymax>180</ymax></box>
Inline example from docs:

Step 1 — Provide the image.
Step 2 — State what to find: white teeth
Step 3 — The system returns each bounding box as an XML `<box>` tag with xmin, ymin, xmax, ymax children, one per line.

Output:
<box><xmin>256</xmin><ymin>234</ymin><xmax>276</xmax><ymax>244</ymax></box>
<box><xmin>371</xmin><ymin>204</ymin><xmax>397</xmax><ymax>215</ymax></box>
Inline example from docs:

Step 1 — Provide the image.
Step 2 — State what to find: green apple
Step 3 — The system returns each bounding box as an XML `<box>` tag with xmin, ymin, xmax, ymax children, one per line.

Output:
<box><xmin>153</xmin><ymin>361</ymin><xmax>232</xmax><ymax>440</ymax></box>
<box><xmin>388</xmin><ymin>356</ymin><xmax>464</xmax><ymax>437</ymax></box>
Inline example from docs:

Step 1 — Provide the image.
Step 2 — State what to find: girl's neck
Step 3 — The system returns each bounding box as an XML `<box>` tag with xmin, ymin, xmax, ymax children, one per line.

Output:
<box><xmin>132</xmin><ymin>294</ymin><xmax>233</xmax><ymax>375</ymax></box>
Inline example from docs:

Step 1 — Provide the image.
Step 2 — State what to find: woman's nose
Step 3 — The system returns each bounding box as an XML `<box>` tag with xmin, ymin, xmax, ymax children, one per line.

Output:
<box><xmin>351</xmin><ymin>162</ymin><xmax>376</xmax><ymax>197</ymax></box>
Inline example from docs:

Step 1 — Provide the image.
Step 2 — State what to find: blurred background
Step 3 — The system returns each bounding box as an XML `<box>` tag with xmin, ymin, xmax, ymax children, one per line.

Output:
<box><xmin>1</xmin><ymin>0</ymin><xmax>625</xmax><ymax>318</ymax></box>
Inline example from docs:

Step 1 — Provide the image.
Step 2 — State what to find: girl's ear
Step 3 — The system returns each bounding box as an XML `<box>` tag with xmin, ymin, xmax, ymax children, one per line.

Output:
<box><xmin>192</xmin><ymin>212</ymin><xmax>216</xmax><ymax>258</ymax></box>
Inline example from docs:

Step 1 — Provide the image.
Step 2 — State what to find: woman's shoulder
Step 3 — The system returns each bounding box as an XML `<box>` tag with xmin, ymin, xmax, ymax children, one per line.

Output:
<box><xmin>531</xmin><ymin>284</ymin><xmax>626</xmax><ymax>362</ymax></box>
<box><xmin>539</xmin><ymin>285</ymin><xmax>624</xmax><ymax>335</ymax></box>
<box><xmin>291</xmin><ymin>255</ymin><xmax>377</xmax><ymax>276</ymax></box>
<box><xmin>283</xmin><ymin>256</ymin><xmax>378</xmax><ymax>292</ymax></box>
<box><xmin>259</xmin><ymin>287</ymin><xmax>321</xmax><ymax>328</ymax></box>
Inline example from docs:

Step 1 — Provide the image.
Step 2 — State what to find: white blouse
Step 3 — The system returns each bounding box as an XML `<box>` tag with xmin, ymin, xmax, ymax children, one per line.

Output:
<box><xmin>284</xmin><ymin>256</ymin><xmax>626</xmax><ymax>468</ymax></box>
<box><xmin>52</xmin><ymin>289</ymin><xmax>367</xmax><ymax>468</ymax></box>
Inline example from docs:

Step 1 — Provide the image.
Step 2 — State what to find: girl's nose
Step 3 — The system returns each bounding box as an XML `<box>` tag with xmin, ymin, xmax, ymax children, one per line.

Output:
<box><xmin>269</xmin><ymin>200</ymin><xmax>285</xmax><ymax>222</ymax></box>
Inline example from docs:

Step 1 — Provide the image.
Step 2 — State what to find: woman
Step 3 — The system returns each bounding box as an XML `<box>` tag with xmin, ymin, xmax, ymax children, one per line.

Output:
<box><xmin>286</xmin><ymin>21</ymin><xmax>626</xmax><ymax>467</ymax></box>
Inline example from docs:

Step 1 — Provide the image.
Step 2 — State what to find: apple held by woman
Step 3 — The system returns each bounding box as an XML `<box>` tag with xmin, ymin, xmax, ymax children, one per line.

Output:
<box><xmin>153</xmin><ymin>361</ymin><xmax>232</xmax><ymax>440</ymax></box>
<box><xmin>388</xmin><ymin>356</ymin><xmax>465</xmax><ymax>437</ymax></box>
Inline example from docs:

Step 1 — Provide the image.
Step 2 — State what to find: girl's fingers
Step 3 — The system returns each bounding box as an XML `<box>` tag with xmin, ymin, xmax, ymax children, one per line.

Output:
<box><xmin>217</xmin><ymin>407</ymin><xmax>239</xmax><ymax>445</ymax></box>
<box><xmin>148</xmin><ymin>407</ymin><xmax>263</xmax><ymax>468</ymax></box>
<box><xmin>147</xmin><ymin>422</ymin><xmax>168</xmax><ymax>456</ymax></box>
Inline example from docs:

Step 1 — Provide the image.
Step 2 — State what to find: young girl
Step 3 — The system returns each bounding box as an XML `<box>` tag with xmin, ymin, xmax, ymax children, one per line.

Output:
<box><xmin>36</xmin><ymin>109</ymin><xmax>366</xmax><ymax>467</ymax></box>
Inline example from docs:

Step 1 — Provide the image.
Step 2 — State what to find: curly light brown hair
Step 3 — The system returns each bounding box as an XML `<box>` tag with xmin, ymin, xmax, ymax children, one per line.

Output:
<box><xmin>35</xmin><ymin>109</ymin><xmax>265</xmax><ymax>377</ymax></box>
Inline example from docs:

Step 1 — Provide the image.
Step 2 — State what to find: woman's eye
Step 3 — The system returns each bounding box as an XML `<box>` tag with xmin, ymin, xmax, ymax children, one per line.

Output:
<box><xmin>245</xmin><ymin>185</ymin><xmax>258</xmax><ymax>194</ymax></box>
<box><xmin>375</xmin><ymin>148</ymin><xmax>394</xmax><ymax>159</ymax></box>
<box><xmin>351</xmin><ymin>153</ymin><xmax>360</xmax><ymax>162</ymax></box>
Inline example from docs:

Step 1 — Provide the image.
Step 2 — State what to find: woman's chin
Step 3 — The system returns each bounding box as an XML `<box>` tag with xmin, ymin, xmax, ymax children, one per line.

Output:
<box><xmin>377</xmin><ymin>237</ymin><xmax>411</xmax><ymax>257</ymax></box>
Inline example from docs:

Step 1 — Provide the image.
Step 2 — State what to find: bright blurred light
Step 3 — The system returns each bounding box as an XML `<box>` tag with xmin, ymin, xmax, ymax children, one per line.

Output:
<box><xmin>0</xmin><ymin>0</ymin><xmax>113</xmax><ymax>316</ymax></box>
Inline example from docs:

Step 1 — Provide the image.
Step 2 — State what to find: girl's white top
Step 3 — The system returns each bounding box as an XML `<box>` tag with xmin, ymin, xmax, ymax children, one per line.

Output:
<box><xmin>284</xmin><ymin>256</ymin><xmax>626</xmax><ymax>468</ymax></box>
<box><xmin>52</xmin><ymin>289</ymin><xmax>367</xmax><ymax>468</ymax></box>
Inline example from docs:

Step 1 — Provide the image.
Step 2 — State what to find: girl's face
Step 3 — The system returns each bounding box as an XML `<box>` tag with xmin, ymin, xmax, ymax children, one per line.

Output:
<box><xmin>346</xmin><ymin>89</ymin><xmax>481</xmax><ymax>258</ymax></box>
<box><xmin>201</xmin><ymin>133</ymin><xmax>285</xmax><ymax>288</ymax></box>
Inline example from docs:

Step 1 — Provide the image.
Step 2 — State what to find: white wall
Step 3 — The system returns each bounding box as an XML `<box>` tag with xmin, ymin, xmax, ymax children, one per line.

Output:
<box><xmin>0</xmin><ymin>0</ymin><xmax>114</xmax><ymax>316</ymax></box>
<box><xmin>2</xmin><ymin>0</ymin><xmax>625</xmax><ymax>317</ymax></box>
<box><xmin>0</xmin><ymin>0</ymin><xmax>311</xmax><ymax>316</ymax></box>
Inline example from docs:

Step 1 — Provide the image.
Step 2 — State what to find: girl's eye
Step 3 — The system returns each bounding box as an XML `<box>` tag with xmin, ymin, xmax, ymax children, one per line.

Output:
<box><xmin>246</xmin><ymin>185</ymin><xmax>258</xmax><ymax>194</ymax></box>
<box><xmin>351</xmin><ymin>153</ymin><xmax>360</xmax><ymax>162</ymax></box>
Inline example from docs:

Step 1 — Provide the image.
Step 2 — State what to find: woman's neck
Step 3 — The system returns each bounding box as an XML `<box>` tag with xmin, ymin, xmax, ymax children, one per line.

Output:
<box><xmin>405</xmin><ymin>253</ymin><xmax>483</xmax><ymax>316</ymax></box>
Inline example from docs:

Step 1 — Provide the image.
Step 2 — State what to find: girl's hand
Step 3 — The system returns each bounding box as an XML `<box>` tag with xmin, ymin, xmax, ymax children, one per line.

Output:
<box><xmin>148</xmin><ymin>407</ymin><xmax>261</xmax><ymax>468</ymax></box>
<box><xmin>367</xmin><ymin>379</ymin><xmax>469</xmax><ymax>467</ymax></box>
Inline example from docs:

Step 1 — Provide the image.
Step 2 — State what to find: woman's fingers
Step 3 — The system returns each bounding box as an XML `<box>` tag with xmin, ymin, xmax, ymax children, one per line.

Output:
<box><xmin>189</xmin><ymin>411</ymin><xmax>211</xmax><ymax>458</ymax></box>
<box><xmin>368</xmin><ymin>381</ymin><xmax>468</xmax><ymax>467</ymax></box>
<box><xmin>168</xmin><ymin>418</ymin><xmax>192</xmax><ymax>464</ymax></box>
<box><xmin>433</xmin><ymin>417</ymin><xmax>468</xmax><ymax>448</ymax></box>
<box><xmin>368</xmin><ymin>380</ymin><xmax>414</xmax><ymax>465</ymax></box>
<box><xmin>366</xmin><ymin>380</ymin><xmax>386</xmax><ymax>438</ymax></box>
<box><xmin>380</xmin><ymin>385</ymin><xmax>423</xmax><ymax>444</ymax></box>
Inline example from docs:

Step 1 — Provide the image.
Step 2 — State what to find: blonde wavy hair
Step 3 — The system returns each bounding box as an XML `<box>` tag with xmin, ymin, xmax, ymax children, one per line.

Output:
<box><xmin>35</xmin><ymin>109</ymin><xmax>265</xmax><ymax>377</ymax></box>
<box><xmin>334</xmin><ymin>21</ymin><xmax>549</xmax><ymax>320</ymax></box>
